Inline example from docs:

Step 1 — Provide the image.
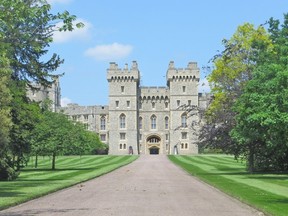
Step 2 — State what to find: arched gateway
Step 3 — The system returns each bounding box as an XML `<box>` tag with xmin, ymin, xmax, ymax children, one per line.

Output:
<box><xmin>146</xmin><ymin>135</ymin><xmax>161</xmax><ymax>155</ymax></box>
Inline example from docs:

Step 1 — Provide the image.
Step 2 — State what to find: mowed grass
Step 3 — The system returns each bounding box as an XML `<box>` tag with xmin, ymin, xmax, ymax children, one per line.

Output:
<box><xmin>169</xmin><ymin>155</ymin><xmax>288</xmax><ymax>216</ymax></box>
<box><xmin>0</xmin><ymin>155</ymin><xmax>138</xmax><ymax>210</ymax></box>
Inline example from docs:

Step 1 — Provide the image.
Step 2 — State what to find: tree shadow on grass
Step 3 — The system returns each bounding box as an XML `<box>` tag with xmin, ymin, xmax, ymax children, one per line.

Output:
<box><xmin>21</xmin><ymin>167</ymin><xmax>95</xmax><ymax>172</ymax></box>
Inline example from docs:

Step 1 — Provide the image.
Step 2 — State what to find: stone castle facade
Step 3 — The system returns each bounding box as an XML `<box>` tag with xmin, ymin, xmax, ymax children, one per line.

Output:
<box><xmin>28</xmin><ymin>61</ymin><xmax>210</xmax><ymax>155</ymax></box>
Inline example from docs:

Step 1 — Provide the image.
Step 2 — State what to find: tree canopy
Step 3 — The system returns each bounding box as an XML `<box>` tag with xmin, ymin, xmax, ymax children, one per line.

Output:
<box><xmin>0</xmin><ymin>0</ymin><xmax>86</xmax><ymax>180</ymax></box>
<box><xmin>201</xmin><ymin>14</ymin><xmax>288</xmax><ymax>172</ymax></box>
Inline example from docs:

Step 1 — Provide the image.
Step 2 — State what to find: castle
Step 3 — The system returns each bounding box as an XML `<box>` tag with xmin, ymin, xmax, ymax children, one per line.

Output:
<box><xmin>28</xmin><ymin>61</ymin><xmax>210</xmax><ymax>155</ymax></box>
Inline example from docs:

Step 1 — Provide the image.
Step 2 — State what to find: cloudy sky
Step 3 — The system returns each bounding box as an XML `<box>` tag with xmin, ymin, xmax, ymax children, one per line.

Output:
<box><xmin>47</xmin><ymin>0</ymin><xmax>288</xmax><ymax>106</ymax></box>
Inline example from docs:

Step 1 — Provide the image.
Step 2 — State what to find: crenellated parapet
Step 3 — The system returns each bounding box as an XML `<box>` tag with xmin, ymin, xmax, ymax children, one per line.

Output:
<box><xmin>139</xmin><ymin>87</ymin><xmax>169</xmax><ymax>102</ymax></box>
<box><xmin>107</xmin><ymin>61</ymin><xmax>140</xmax><ymax>82</ymax></box>
<box><xmin>166</xmin><ymin>61</ymin><xmax>200</xmax><ymax>86</ymax></box>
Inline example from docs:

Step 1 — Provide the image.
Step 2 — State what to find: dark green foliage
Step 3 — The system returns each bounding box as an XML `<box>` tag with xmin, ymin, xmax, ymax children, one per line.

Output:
<box><xmin>0</xmin><ymin>158</ymin><xmax>19</xmax><ymax>181</ymax></box>
<box><xmin>231</xmin><ymin>14</ymin><xmax>288</xmax><ymax>172</ymax></box>
<box><xmin>0</xmin><ymin>0</ymin><xmax>83</xmax><ymax>179</ymax></box>
<box><xmin>30</xmin><ymin>111</ymin><xmax>106</xmax><ymax>169</ymax></box>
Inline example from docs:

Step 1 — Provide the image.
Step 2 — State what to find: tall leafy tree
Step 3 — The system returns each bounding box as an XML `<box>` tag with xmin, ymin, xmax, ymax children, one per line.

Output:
<box><xmin>231</xmin><ymin>15</ymin><xmax>288</xmax><ymax>172</ymax></box>
<box><xmin>0</xmin><ymin>0</ymin><xmax>83</xmax><ymax>84</ymax></box>
<box><xmin>0</xmin><ymin>0</ymin><xmax>83</xmax><ymax>179</ymax></box>
<box><xmin>199</xmin><ymin>23</ymin><xmax>272</xmax><ymax>153</ymax></box>
<box><xmin>31</xmin><ymin>111</ymin><xmax>105</xmax><ymax>169</ymax></box>
<box><xmin>0</xmin><ymin>51</ymin><xmax>16</xmax><ymax>180</ymax></box>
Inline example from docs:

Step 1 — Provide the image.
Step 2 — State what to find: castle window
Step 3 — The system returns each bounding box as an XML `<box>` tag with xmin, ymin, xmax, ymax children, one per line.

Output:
<box><xmin>165</xmin><ymin>102</ymin><xmax>168</xmax><ymax>109</ymax></box>
<box><xmin>116</xmin><ymin>100</ymin><xmax>119</xmax><ymax>108</ymax></box>
<box><xmin>127</xmin><ymin>101</ymin><xmax>130</xmax><ymax>108</ymax></box>
<box><xmin>123</xmin><ymin>144</ymin><xmax>127</xmax><ymax>149</ymax></box>
<box><xmin>185</xmin><ymin>143</ymin><xmax>188</xmax><ymax>149</ymax></box>
<box><xmin>119</xmin><ymin>144</ymin><xmax>123</xmax><ymax>149</ymax></box>
<box><xmin>121</xmin><ymin>86</ymin><xmax>124</xmax><ymax>93</ymax></box>
<box><xmin>120</xmin><ymin>133</ymin><xmax>126</xmax><ymax>140</ymax></box>
<box><xmin>139</xmin><ymin>117</ymin><xmax>142</xmax><ymax>129</ymax></box>
<box><xmin>181</xmin><ymin>114</ymin><xmax>187</xmax><ymax>128</ymax></box>
<box><xmin>119</xmin><ymin>114</ymin><xmax>126</xmax><ymax>129</ymax></box>
<box><xmin>100</xmin><ymin>116</ymin><xmax>106</xmax><ymax>130</ymax></box>
<box><xmin>181</xmin><ymin>132</ymin><xmax>187</xmax><ymax>139</ymax></box>
<box><xmin>165</xmin><ymin>116</ymin><xmax>169</xmax><ymax>129</ymax></box>
<box><xmin>166</xmin><ymin>134</ymin><xmax>169</xmax><ymax>141</ymax></box>
<box><xmin>152</xmin><ymin>102</ymin><xmax>155</xmax><ymax>109</ymax></box>
<box><xmin>177</xmin><ymin>100</ymin><xmax>180</xmax><ymax>107</ymax></box>
<box><xmin>100</xmin><ymin>134</ymin><xmax>106</xmax><ymax>141</ymax></box>
<box><xmin>188</xmin><ymin>100</ymin><xmax>191</xmax><ymax>106</ymax></box>
<box><xmin>181</xmin><ymin>143</ymin><xmax>184</xmax><ymax>149</ymax></box>
<box><xmin>139</xmin><ymin>102</ymin><xmax>142</xmax><ymax>109</ymax></box>
<box><xmin>151</xmin><ymin>115</ymin><xmax>157</xmax><ymax>129</ymax></box>
<box><xmin>84</xmin><ymin>115</ymin><xmax>88</xmax><ymax>121</ymax></box>
<box><xmin>182</xmin><ymin>86</ymin><xmax>186</xmax><ymax>93</ymax></box>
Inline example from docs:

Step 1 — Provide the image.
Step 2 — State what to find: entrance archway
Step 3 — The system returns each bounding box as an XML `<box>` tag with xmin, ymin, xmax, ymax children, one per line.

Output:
<box><xmin>149</xmin><ymin>147</ymin><xmax>159</xmax><ymax>154</ymax></box>
<box><xmin>146</xmin><ymin>135</ymin><xmax>161</xmax><ymax>155</ymax></box>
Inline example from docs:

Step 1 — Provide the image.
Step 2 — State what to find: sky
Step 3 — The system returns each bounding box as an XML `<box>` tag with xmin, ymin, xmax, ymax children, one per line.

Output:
<box><xmin>46</xmin><ymin>0</ymin><xmax>288</xmax><ymax>106</ymax></box>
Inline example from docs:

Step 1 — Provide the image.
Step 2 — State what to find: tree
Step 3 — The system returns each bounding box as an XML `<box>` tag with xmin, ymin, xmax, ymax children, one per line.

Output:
<box><xmin>231</xmin><ymin>15</ymin><xmax>288</xmax><ymax>172</ymax></box>
<box><xmin>9</xmin><ymin>81</ymin><xmax>42</xmax><ymax>170</ymax></box>
<box><xmin>0</xmin><ymin>51</ymin><xmax>17</xmax><ymax>180</ymax></box>
<box><xmin>199</xmin><ymin>23</ymin><xmax>272</xmax><ymax>153</ymax></box>
<box><xmin>0</xmin><ymin>0</ymin><xmax>83</xmax><ymax>85</ymax></box>
<box><xmin>0</xmin><ymin>0</ymin><xmax>83</xmax><ymax>179</ymax></box>
<box><xmin>30</xmin><ymin>111</ymin><xmax>105</xmax><ymax>169</ymax></box>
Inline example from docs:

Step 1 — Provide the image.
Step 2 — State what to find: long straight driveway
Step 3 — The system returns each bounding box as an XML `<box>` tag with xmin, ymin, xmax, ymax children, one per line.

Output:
<box><xmin>1</xmin><ymin>155</ymin><xmax>262</xmax><ymax>216</ymax></box>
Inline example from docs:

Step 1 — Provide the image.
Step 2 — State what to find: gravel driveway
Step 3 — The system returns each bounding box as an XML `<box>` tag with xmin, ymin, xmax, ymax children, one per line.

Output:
<box><xmin>0</xmin><ymin>155</ymin><xmax>262</xmax><ymax>216</ymax></box>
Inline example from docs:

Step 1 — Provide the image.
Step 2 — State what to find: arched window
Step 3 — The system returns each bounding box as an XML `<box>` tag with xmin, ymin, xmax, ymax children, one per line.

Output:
<box><xmin>119</xmin><ymin>144</ymin><xmax>123</xmax><ymax>149</ymax></box>
<box><xmin>165</xmin><ymin>102</ymin><xmax>168</xmax><ymax>109</ymax></box>
<box><xmin>147</xmin><ymin>136</ymin><xmax>160</xmax><ymax>143</ymax></box>
<box><xmin>139</xmin><ymin>117</ymin><xmax>143</xmax><ymax>129</ymax></box>
<box><xmin>151</xmin><ymin>115</ymin><xmax>157</xmax><ymax>129</ymax></box>
<box><xmin>120</xmin><ymin>114</ymin><xmax>126</xmax><ymax>128</ymax></box>
<box><xmin>100</xmin><ymin>116</ymin><xmax>106</xmax><ymax>130</ymax></box>
<box><xmin>185</xmin><ymin>143</ymin><xmax>188</xmax><ymax>149</ymax></box>
<box><xmin>181</xmin><ymin>114</ymin><xmax>187</xmax><ymax>128</ymax></box>
<box><xmin>123</xmin><ymin>144</ymin><xmax>127</xmax><ymax>149</ymax></box>
<box><xmin>165</xmin><ymin>116</ymin><xmax>169</xmax><ymax>129</ymax></box>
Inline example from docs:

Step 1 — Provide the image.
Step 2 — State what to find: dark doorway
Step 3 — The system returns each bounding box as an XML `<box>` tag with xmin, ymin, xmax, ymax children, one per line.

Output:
<box><xmin>149</xmin><ymin>147</ymin><xmax>159</xmax><ymax>155</ymax></box>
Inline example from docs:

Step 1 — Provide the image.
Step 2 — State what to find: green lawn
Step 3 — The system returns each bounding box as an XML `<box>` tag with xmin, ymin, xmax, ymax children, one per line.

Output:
<box><xmin>0</xmin><ymin>155</ymin><xmax>138</xmax><ymax>210</ymax></box>
<box><xmin>169</xmin><ymin>155</ymin><xmax>288</xmax><ymax>216</ymax></box>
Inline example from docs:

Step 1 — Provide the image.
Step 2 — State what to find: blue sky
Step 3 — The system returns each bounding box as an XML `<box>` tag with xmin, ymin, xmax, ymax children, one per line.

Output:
<box><xmin>47</xmin><ymin>0</ymin><xmax>288</xmax><ymax>106</ymax></box>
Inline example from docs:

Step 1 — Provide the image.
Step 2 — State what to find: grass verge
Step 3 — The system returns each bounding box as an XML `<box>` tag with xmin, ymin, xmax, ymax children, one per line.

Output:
<box><xmin>0</xmin><ymin>155</ymin><xmax>138</xmax><ymax>210</ymax></box>
<box><xmin>169</xmin><ymin>154</ymin><xmax>288</xmax><ymax>216</ymax></box>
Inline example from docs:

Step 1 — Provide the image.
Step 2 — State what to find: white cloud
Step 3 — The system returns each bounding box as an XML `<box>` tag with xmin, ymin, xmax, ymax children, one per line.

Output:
<box><xmin>53</xmin><ymin>19</ymin><xmax>92</xmax><ymax>43</ymax></box>
<box><xmin>199</xmin><ymin>77</ymin><xmax>211</xmax><ymax>93</ymax></box>
<box><xmin>84</xmin><ymin>43</ymin><xmax>133</xmax><ymax>61</ymax></box>
<box><xmin>61</xmin><ymin>97</ymin><xmax>73</xmax><ymax>107</ymax></box>
<box><xmin>47</xmin><ymin>0</ymin><xmax>72</xmax><ymax>4</ymax></box>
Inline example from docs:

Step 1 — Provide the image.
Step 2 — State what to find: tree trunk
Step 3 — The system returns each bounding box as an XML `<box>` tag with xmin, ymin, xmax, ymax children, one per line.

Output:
<box><xmin>35</xmin><ymin>154</ymin><xmax>38</xmax><ymax>168</ymax></box>
<box><xmin>52</xmin><ymin>152</ymin><xmax>56</xmax><ymax>170</ymax></box>
<box><xmin>248</xmin><ymin>145</ymin><xmax>254</xmax><ymax>173</ymax></box>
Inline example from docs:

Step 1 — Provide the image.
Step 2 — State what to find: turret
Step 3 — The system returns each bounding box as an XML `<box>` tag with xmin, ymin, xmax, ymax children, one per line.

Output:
<box><xmin>166</xmin><ymin>61</ymin><xmax>200</xmax><ymax>87</ymax></box>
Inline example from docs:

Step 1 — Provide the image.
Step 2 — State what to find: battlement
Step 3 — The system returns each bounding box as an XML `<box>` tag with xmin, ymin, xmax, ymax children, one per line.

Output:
<box><xmin>60</xmin><ymin>104</ymin><xmax>108</xmax><ymax>115</ymax></box>
<box><xmin>139</xmin><ymin>86</ymin><xmax>169</xmax><ymax>102</ymax></box>
<box><xmin>166</xmin><ymin>61</ymin><xmax>200</xmax><ymax>85</ymax></box>
<box><xmin>107</xmin><ymin>61</ymin><xmax>140</xmax><ymax>82</ymax></box>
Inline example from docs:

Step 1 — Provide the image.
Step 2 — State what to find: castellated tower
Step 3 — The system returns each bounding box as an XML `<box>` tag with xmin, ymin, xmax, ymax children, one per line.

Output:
<box><xmin>107</xmin><ymin>61</ymin><xmax>140</xmax><ymax>155</ymax></box>
<box><xmin>167</xmin><ymin>61</ymin><xmax>199</xmax><ymax>154</ymax></box>
<box><xmin>26</xmin><ymin>76</ymin><xmax>61</xmax><ymax>112</ymax></box>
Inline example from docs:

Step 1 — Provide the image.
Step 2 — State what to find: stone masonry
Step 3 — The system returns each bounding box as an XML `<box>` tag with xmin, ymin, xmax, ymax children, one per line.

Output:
<box><xmin>28</xmin><ymin>61</ymin><xmax>211</xmax><ymax>155</ymax></box>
